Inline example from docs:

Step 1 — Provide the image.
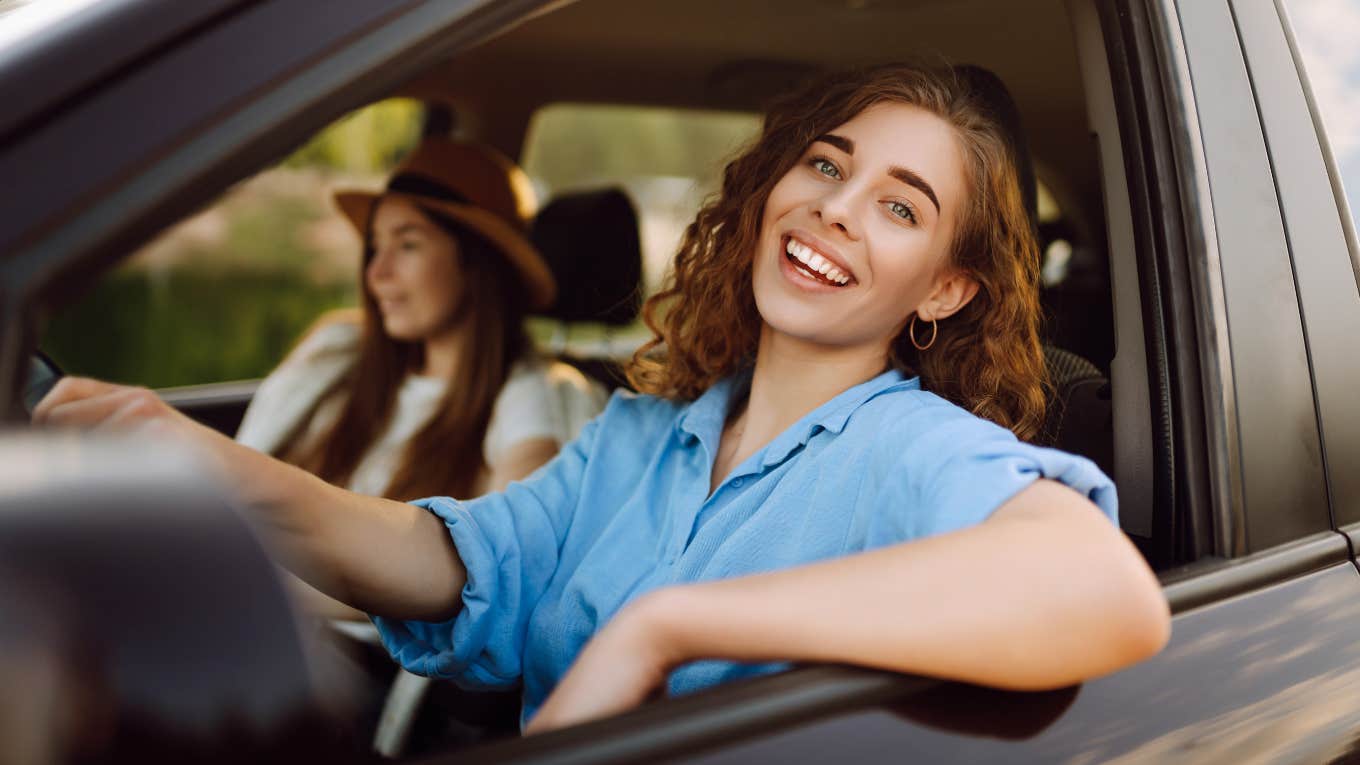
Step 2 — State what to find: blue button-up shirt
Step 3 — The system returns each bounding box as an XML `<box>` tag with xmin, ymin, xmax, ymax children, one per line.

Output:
<box><xmin>373</xmin><ymin>369</ymin><xmax>1116</xmax><ymax>726</ymax></box>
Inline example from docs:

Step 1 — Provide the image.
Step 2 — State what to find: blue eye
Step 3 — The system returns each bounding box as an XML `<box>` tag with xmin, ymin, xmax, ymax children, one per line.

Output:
<box><xmin>810</xmin><ymin>157</ymin><xmax>841</xmax><ymax>179</ymax></box>
<box><xmin>887</xmin><ymin>201</ymin><xmax>917</xmax><ymax>224</ymax></box>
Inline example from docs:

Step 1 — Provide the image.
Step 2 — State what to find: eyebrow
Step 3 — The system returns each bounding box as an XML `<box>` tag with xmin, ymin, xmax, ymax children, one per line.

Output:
<box><xmin>815</xmin><ymin>133</ymin><xmax>854</xmax><ymax>154</ymax></box>
<box><xmin>813</xmin><ymin>133</ymin><xmax>942</xmax><ymax>215</ymax></box>
<box><xmin>888</xmin><ymin>165</ymin><xmax>941</xmax><ymax>214</ymax></box>
<box><xmin>372</xmin><ymin>222</ymin><xmax>427</xmax><ymax>248</ymax></box>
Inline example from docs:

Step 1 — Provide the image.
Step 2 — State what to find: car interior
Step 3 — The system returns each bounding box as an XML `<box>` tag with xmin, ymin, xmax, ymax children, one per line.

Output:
<box><xmin>34</xmin><ymin>0</ymin><xmax>1170</xmax><ymax>756</ymax></box>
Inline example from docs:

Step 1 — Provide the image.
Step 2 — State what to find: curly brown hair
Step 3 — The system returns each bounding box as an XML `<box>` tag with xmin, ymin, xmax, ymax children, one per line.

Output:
<box><xmin>626</xmin><ymin>63</ymin><xmax>1048</xmax><ymax>441</ymax></box>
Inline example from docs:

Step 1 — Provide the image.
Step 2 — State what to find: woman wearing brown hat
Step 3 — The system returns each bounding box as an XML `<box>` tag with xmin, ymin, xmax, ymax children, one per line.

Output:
<box><xmin>234</xmin><ymin>138</ymin><xmax>604</xmax><ymax>619</ymax></box>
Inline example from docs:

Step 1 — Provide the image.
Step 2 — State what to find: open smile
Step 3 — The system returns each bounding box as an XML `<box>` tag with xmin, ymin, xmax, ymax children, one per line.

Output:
<box><xmin>781</xmin><ymin>234</ymin><xmax>856</xmax><ymax>288</ymax></box>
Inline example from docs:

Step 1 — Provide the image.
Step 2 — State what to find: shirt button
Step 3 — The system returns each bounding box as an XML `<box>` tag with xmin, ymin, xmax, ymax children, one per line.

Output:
<box><xmin>731</xmin><ymin>477</ymin><xmax>746</xmax><ymax>488</ymax></box>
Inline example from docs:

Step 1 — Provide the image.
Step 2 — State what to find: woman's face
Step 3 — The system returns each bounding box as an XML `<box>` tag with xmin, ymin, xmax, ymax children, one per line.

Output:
<box><xmin>751</xmin><ymin>102</ymin><xmax>976</xmax><ymax>355</ymax></box>
<box><xmin>365</xmin><ymin>197</ymin><xmax>465</xmax><ymax>342</ymax></box>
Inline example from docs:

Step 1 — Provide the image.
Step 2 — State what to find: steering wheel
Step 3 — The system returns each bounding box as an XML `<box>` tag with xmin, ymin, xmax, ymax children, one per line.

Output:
<box><xmin>23</xmin><ymin>351</ymin><xmax>64</xmax><ymax>415</ymax></box>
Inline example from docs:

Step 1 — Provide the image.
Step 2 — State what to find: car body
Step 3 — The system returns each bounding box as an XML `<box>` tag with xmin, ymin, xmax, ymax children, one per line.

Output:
<box><xmin>2</xmin><ymin>0</ymin><xmax>1359</xmax><ymax>762</ymax></box>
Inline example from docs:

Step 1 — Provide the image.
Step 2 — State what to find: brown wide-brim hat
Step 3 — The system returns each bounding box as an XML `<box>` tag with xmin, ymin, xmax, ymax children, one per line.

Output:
<box><xmin>334</xmin><ymin>138</ymin><xmax>557</xmax><ymax>311</ymax></box>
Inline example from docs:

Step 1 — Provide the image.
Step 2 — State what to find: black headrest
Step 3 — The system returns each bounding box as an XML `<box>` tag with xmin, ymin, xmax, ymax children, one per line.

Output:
<box><xmin>954</xmin><ymin>65</ymin><xmax>1038</xmax><ymax>233</ymax></box>
<box><xmin>530</xmin><ymin>188</ymin><xmax>643</xmax><ymax>326</ymax></box>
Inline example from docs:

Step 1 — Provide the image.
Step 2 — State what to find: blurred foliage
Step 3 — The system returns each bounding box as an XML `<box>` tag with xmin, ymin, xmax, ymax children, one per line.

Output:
<box><xmin>44</xmin><ymin>272</ymin><xmax>356</xmax><ymax>388</ymax></box>
<box><xmin>523</xmin><ymin>104</ymin><xmax>759</xmax><ymax>195</ymax></box>
<box><xmin>283</xmin><ymin>98</ymin><xmax>423</xmax><ymax>174</ymax></box>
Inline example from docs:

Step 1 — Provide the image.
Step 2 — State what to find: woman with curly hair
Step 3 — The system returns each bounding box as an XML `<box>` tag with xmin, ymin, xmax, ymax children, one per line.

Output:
<box><xmin>35</xmin><ymin>63</ymin><xmax>1170</xmax><ymax>734</ymax></box>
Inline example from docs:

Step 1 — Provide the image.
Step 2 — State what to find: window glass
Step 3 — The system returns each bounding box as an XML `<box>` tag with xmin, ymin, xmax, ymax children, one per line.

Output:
<box><xmin>40</xmin><ymin>99</ymin><xmax>424</xmax><ymax>388</ymax></box>
<box><xmin>1286</xmin><ymin>0</ymin><xmax>1360</xmax><ymax>234</ymax></box>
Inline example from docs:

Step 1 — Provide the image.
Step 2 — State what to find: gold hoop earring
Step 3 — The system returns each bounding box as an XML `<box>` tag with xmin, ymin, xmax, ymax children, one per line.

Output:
<box><xmin>909</xmin><ymin>315</ymin><xmax>938</xmax><ymax>351</ymax></box>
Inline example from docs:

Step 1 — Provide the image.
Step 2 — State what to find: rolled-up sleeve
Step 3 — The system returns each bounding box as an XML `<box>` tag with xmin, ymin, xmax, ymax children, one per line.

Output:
<box><xmin>372</xmin><ymin>415</ymin><xmax>599</xmax><ymax>690</ymax></box>
<box><xmin>882</xmin><ymin>409</ymin><xmax>1117</xmax><ymax>542</ymax></box>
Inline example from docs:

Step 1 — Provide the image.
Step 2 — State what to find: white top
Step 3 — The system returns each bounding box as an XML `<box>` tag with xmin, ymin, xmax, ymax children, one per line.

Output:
<box><xmin>235</xmin><ymin>319</ymin><xmax>607</xmax><ymax>497</ymax></box>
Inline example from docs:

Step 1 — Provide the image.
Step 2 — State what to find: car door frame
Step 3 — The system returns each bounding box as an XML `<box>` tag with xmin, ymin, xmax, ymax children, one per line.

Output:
<box><xmin>1237</xmin><ymin>0</ymin><xmax>1360</xmax><ymax>542</ymax></box>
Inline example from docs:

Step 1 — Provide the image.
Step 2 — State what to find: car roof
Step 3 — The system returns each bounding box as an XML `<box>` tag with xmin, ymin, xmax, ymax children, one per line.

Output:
<box><xmin>400</xmin><ymin>0</ymin><xmax>1097</xmax><ymax>217</ymax></box>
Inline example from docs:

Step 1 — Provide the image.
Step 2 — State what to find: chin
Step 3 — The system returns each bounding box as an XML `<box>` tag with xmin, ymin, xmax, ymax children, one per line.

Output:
<box><xmin>752</xmin><ymin>264</ymin><xmax>828</xmax><ymax>338</ymax></box>
<box><xmin>380</xmin><ymin>318</ymin><xmax>420</xmax><ymax>342</ymax></box>
<box><xmin>753</xmin><ymin>290</ymin><xmax>838</xmax><ymax>346</ymax></box>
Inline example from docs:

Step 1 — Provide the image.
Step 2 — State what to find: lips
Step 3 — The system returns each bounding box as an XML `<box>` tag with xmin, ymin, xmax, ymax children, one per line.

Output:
<box><xmin>375</xmin><ymin>296</ymin><xmax>406</xmax><ymax>312</ymax></box>
<box><xmin>780</xmin><ymin>232</ymin><xmax>857</xmax><ymax>288</ymax></box>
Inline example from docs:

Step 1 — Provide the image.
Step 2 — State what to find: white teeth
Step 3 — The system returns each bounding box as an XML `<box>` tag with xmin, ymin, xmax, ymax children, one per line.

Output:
<box><xmin>785</xmin><ymin>237</ymin><xmax>852</xmax><ymax>286</ymax></box>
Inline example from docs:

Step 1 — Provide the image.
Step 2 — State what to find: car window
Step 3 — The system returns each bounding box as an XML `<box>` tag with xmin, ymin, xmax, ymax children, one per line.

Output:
<box><xmin>1285</xmin><ymin>0</ymin><xmax>1360</xmax><ymax>239</ymax></box>
<box><xmin>39</xmin><ymin>99</ymin><xmax>424</xmax><ymax>388</ymax></box>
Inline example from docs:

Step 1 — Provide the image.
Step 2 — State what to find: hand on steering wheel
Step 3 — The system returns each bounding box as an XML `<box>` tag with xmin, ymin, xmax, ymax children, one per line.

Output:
<box><xmin>32</xmin><ymin>376</ymin><xmax>201</xmax><ymax>442</ymax></box>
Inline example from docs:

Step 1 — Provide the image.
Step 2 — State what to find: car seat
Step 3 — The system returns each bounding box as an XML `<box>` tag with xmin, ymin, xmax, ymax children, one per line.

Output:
<box><xmin>530</xmin><ymin>187</ymin><xmax>644</xmax><ymax>390</ymax></box>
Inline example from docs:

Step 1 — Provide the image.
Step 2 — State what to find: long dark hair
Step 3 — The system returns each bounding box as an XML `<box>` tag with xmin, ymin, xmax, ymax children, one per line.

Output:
<box><xmin>626</xmin><ymin>63</ymin><xmax>1047</xmax><ymax>441</ymax></box>
<box><xmin>285</xmin><ymin>204</ymin><xmax>530</xmax><ymax>500</ymax></box>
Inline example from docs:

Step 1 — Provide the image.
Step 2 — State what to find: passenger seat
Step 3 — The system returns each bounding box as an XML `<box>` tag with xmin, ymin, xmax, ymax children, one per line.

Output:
<box><xmin>530</xmin><ymin>187</ymin><xmax>644</xmax><ymax>391</ymax></box>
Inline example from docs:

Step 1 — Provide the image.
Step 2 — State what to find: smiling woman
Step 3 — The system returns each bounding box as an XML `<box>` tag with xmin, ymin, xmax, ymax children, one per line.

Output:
<box><xmin>633</xmin><ymin>67</ymin><xmax>1046</xmax><ymax>442</ymax></box>
<box><xmin>236</xmin><ymin>138</ymin><xmax>601</xmax><ymax>505</ymax></box>
<box><xmin>32</xmin><ymin>62</ymin><xmax>1169</xmax><ymax>736</ymax></box>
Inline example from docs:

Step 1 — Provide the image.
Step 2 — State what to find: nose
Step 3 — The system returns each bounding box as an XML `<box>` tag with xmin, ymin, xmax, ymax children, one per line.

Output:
<box><xmin>811</xmin><ymin>183</ymin><xmax>862</xmax><ymax>241</ymax></box>
<box><xmin>366</xmin><ymin>242</ymin><xmax>394</xmax><ymax>285</ymax></box>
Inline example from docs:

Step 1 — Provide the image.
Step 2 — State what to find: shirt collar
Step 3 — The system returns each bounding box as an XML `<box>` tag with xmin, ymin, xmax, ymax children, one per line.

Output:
<box><xmin>675</xmin><ymin>374</ymin><xmax>740</xmax><ymax>449</ymax></box>
<box><xmin>675</xmin><ymin>367</ymin><xmax>922</xmax><ymax>468</ymax></box>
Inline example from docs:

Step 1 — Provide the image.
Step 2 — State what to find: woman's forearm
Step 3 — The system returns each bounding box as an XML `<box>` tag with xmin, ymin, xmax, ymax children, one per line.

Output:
<box><xmin>33</xmin><ymin>377</ymin><xmax>468</xmax><ymax>621</ymax></box>
<box><xmin>644</xmin><ymin>479</ymin><xmax>1169</xmax><ymax>690</ymax></box>
<box><xmin>218</xmin><ymin>436</ymin><xmax>467</xmax><ymax>621</ymax></box>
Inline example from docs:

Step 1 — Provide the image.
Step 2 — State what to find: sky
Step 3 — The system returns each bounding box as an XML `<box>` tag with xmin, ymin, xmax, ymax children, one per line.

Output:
<box><xmin>1287</xmin><ymin>0</ymin><xmax>1360</xmax><ymax>225</ymax></box>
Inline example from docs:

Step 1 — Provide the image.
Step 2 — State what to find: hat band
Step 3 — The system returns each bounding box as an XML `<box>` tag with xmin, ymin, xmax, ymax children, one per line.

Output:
<box><xmin>387</xmin><ymin>172</ymin><xmax>471</xmax><ymax>205</ymax></box>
